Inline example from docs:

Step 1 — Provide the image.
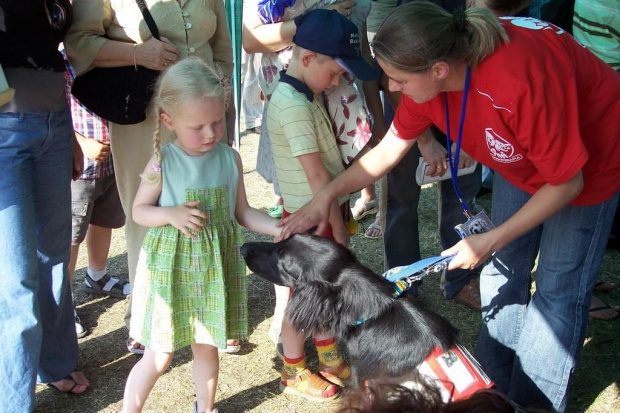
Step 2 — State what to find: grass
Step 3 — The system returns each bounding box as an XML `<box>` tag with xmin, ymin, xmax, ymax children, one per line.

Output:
<box><xmin>34</xmin><ymin>130</ymin><xmax>619</xmax><ymax>412</ymax></box>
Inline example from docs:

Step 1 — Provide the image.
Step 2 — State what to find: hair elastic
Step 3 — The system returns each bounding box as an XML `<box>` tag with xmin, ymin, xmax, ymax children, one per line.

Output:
<box><xmin>453</xmin><ymin>10</ymin><xmax>469</xmax><ymax>32</ymax></box>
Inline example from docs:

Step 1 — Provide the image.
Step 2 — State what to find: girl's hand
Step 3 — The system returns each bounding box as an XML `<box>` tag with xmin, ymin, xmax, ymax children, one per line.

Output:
<box><xmin>169</xmin><ymin>201</ymin><xmax>207</xmax><ymax>239</ymax></box>
<box><xmin>443</xmin><ymin>232</ymin><xmax>495</xmax><ymax>271</ymax></box>
<box><xmin>136</xmin><ymin>36</ymin><xmax>179</xmax><ymax>71</ymax></box>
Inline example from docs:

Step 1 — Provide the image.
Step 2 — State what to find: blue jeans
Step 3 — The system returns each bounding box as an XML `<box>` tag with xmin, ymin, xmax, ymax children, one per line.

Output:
<box><xmin>383</xmin><ymin>129</ymin><xmax>482</xmax><ymax>298</ymax></box>
<box><xmin>475</xmin><ymin>173</ymin><xmax>618</xmax><ymax>412</ymax></box>
<box><xmin>0</xmin><ymin>109</ymin><xmax>78</xmax><ymax>413</ymax></box>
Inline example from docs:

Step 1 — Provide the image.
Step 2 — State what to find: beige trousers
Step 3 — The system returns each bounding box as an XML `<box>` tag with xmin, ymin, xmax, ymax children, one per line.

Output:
<box><xmin>109</xmin><ymin>118</ymin><xmax>172</xmax><ymax>330</ymax></box>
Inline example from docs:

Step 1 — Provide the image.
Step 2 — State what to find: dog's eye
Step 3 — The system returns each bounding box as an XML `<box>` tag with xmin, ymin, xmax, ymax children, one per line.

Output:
<box><xmin>277</xmin><ymin>248</ymin><xmax>284</xmax><ymax>257</ymax></box>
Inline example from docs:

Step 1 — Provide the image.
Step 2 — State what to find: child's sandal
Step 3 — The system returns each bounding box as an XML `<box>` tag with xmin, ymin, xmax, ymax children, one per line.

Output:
<box><xmin>83</xmin><ymin>273</ymin><xmax>129</xmax><ymax>298</ymax></box>
<box><xmin>318</xmin><ymin>360</ymin><xmax>353</xmax><ymax>387</ymax></box>
<box><xmin>280</xmin><ymin>368</ymin><xmax>340</xmax><ymax>402</ymax></box>
<box><xmin>351</xmin><ymin>198</ymin><xmax>379</xmax><ymax>221</ymax></box>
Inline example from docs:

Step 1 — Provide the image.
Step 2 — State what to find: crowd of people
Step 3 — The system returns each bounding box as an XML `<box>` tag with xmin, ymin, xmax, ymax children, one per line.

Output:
<box><xmin>0</xmin><ymin>0</ymin><xmax>618</xmax><ymax>412</ymax></box>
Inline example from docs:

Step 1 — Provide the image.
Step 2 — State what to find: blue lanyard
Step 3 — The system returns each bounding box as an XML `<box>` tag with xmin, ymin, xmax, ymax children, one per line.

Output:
<box><xmin>443</xmin><ymin>66</ymin><xmax>472</xmax><ymax>218</ymax></box>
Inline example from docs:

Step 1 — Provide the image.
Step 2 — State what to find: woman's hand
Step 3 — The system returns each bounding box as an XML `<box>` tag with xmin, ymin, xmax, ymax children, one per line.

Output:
<box><xmin>417</xmin><ymin>130</ymin><xmax>448</xmax><ymax>177</ymax></box>
<box><xmin>324</xmin><ymin>0</ymin><xmax>356</xmax><ymax>18</ymax></box>
<box><xmin>168</xmin><ymin>201</ymin><xmax>207</xmax><ymax>239</ymax></box>
<box><xmin>278</xmin><ymin>190</ymin><xmax>332</xmax><ymax>239</ymax></box>
<box><xmin>80</xmin><ymin>139</ymin><xmax>111</xmax><ymax>163</ymax></box>
<box><xmin>454</xmin><ymin>148</ymin><xmax>474</xmax><ymax>169</ymax></box>
<box><xmin>443</xmin><ymin>231</ymin><xmax>495</xmax><ymax>271</ymax></box>
<box><xmin>136</xmin><ymin>36</ymin><xmax>180</xmax><ymax>71</ymax></box>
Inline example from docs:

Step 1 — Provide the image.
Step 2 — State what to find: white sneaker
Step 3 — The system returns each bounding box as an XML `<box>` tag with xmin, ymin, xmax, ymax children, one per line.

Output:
<box><xmin>74</xmin><ymin>309</ymin><xmax>87</xmax><ymax>339</ymax></box>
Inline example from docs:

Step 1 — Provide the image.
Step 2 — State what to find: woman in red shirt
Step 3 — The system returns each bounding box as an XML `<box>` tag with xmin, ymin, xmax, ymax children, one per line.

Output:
<box><xmin>280</xmin><ymin>3</ymin><xmax>620</xmax><ymax>411</ymax></box>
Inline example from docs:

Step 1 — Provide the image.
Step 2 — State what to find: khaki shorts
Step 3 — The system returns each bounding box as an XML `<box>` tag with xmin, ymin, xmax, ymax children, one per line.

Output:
<box><xmin>71</xmin><ymin>174</ymin><xmax>125</xmax><ymax>245</ymax></box>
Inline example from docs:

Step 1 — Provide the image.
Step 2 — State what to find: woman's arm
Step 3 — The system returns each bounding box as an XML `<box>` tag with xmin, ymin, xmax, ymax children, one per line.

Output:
<box><xmin>233</xmin><ymin>152</ymin><xmax>281</xmax><ymax>237</ymax></box>
<box><xmin>132</xmin><ymin>155</ymin><xmax>207</xmax><ymax>239</ymax></box>
<box><xmin>242</xmin><ymin>0</ymin><xmax>356</xmax><ymax>54</ymax></box>
<box><xmin>279</xmin><ymin>129</ymin><xmax>417</xmax><ymax>238</ymax></box>
<box><xmin>444</xmin><ymin>171</ymin><xmax>584</xmax><ymax>270</ymax></box>
<box><xmin>92</xmin><ymin>37</ymin><xmax>179</xmax><ymax>71</ymax></box>
<box><xmin>242</xmin><ymin>6</ymin><xmax>297</xmax><ymax>54</ymax></box>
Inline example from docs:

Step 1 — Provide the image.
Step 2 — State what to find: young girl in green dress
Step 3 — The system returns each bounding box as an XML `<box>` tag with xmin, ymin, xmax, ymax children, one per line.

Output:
<box><xmin>123</xmin><ymin>57</ymin><xmax>280</xmax><ymax>413</ymax></box>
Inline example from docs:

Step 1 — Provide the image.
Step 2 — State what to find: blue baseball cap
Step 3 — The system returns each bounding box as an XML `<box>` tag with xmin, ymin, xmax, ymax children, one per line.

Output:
<box><xmin>293</xmin><ymin>9</ymin><xmax>378</xmax><ymax>81</ymax></box>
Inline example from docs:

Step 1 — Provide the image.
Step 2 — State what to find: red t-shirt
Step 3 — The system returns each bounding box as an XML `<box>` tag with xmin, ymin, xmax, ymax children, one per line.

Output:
<box><xmin>392</xmin><ymin>17</ymin><xmax>620</xmax><ymax>206</ymax></box>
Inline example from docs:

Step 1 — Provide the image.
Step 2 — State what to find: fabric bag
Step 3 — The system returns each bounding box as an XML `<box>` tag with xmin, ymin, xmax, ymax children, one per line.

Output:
<box><xmin>71</xmin><ymin>0</ymin><xmax>160</xmax><ymax>125</ymax></box>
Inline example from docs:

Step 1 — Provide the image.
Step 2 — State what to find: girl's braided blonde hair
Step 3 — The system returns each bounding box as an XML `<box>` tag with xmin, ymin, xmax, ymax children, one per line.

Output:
<box><xmin>141</xmin><ymin>57</ymin><xmax>231</xmax><ymax>185</ymax></box>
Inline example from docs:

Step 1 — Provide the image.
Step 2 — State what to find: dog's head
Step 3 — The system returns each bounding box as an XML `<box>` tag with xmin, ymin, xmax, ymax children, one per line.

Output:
<box><xmin>241</xmin><ymin>234</ymin><xmax>395</xmax><ymax>337</ymax></box>
<box><xmin>241</xmin><ymin>234</ymin><xmax>356</xmax><ymax>287</ymax></box>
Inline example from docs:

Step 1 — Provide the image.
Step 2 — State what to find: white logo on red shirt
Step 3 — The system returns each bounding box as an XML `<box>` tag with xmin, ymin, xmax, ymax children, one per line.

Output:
<box><xmin>501</xmin><ymin>17</ymin><xmax>565</xmax><ymax>35</ymax></box>
<box><xmin>485</xmin><ymin>128</ymin><xmax>523</xmax><ymax>163</ymax></box>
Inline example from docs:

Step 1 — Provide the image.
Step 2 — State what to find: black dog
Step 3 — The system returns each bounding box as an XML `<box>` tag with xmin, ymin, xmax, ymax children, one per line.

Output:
<box><xmin>240</xmin><ymin>234</ymin><xmax>458</xmax><ymax>385</ymax></box>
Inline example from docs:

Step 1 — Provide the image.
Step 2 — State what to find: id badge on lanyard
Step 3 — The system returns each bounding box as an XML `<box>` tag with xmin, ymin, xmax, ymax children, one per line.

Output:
<box><xmin>444</xmin><ymin>67</ymin><xmax>494</xmax><ymax>240</ymax></box>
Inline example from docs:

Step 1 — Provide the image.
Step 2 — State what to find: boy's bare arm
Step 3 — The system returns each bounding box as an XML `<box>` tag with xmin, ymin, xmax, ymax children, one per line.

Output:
<box><xmin>297</xmin><ymin>152</ymin><xmax>349</xmax><ymax>246</ymax></box>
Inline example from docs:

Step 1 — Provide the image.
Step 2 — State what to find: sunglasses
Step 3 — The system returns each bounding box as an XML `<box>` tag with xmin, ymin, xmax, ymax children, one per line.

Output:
<box><xmin>45</xmin><ymin>0</ymin><xmax>67</xmax><ymax>31</ymax></box>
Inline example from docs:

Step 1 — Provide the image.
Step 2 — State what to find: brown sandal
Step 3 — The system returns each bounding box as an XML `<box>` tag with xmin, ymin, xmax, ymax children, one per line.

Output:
<box><xmin>280</xmin><ymin>368</ymin><xmax>340</xmax><ymax>402</ymax></box>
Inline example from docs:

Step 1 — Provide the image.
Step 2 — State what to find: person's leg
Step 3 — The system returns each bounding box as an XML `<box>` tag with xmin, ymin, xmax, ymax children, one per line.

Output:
<box><xmin>507</xmin><ymin>193</ymin><xmax>618</xmax><ymax>412</ymax></box>
<box><xmin>123</xmin><ymin>349</ymin><xmax>174</xmax><ymax>413</ymax></box>
<box><xmin>438</xmin><ymin>163</ymin><xmax>482</xmax><ymax>305</ymax></box>
<box><xmin>279</xmin><ymin>319</ymin><xmax>339</xmax><ymax>401</ymax></box>
<box><xmin>191</xmin><ymin>344</ymin><xmax>219</xmax><ymax>413</ymax></box>
<box><xmin>34</xmin><ymin>109</ymin><xmax>81</xmax><ymax>386</ymax></box>
<box><xmin>84</xmin><ymin>174</ymin><xmax>128</xmax><ymax>296</ymax></box>
<box><xmin>475</xmin><ymin>173</ymin><xmax>541</xmax><ymax>394</ymax></box>
<box><xmin>241</xmin><ymin>51</ymin><xmax>263</xmax><ymax>131</ymax></box>
<box><xmin>109</xmin><ymin>121</ymin><xmax>155</xmax><ymax>334</ymax></box>
<box><xmin>384</xmin><ymin>143</ymin><xmax>422</xmax><ymax>269</ymax></box>
<box><xmin>269</xmin><ymin>284</ymin><xmax>290</xmax><ymax>344</ymax></box>
<box><xmin>85</xmin><ymin>224</ymin><xmax>112</xmax><ymax>271</ymax></box>
<box><xmin>0</xmin><ymin>113</ymin><xmax>45</xmax><ymax>412</ymax></box>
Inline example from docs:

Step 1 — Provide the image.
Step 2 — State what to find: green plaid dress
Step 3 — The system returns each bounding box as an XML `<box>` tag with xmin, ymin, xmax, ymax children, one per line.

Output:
<box><xmin>130</xmin><ymin>143</ymin><xmax>246</xmax><ymax>352</ymax></box>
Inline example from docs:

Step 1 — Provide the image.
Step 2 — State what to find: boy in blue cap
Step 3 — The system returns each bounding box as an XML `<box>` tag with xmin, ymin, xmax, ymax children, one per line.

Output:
<box><xmin>265</xmin><ymin>8</ymin><xmax>377</xmax><ymax>402</ymax></box>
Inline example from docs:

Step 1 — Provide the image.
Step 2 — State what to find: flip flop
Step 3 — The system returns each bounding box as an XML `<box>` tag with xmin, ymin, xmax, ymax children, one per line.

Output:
<box><xmin>46</xmin><ymin>372</ymin><xmax>90</xmax><ymax>394</ymax></box>
<box><xmin>218</xmin><ymin>339</ymin><xmax>241</xmax><ymax>354</ymax></box>
<box><xmin>127</xmin><ymin>337</ymin><xmax>145</xmax><ymax>355</ymax></box>
<box><xmin>594</xmin><ymin>279</ymin><xmax>616</xmax><ymax>292</ymax></box>
<box><xmin>589</xmin><ymin>300</ymin><xmax>619</xmax><ymax>321</ymax></box>
<box><xmin>364</xmin><ymin>222</ymin><xmax>382</xmax><ymax>239</ymax></box>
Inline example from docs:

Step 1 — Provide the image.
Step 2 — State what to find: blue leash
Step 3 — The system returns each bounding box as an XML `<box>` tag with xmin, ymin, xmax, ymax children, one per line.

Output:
<box><xmin>352</xmin><ymin>255</ymin><xmax>455</xmax><ymax>326</ymax></box>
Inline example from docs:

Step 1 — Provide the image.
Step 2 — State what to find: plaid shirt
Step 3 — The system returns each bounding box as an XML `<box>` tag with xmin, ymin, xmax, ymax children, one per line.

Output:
<box><xmin>63</xmin><ymin>53</ymin><xmax>114</xmax><ymax>180</ymax></box>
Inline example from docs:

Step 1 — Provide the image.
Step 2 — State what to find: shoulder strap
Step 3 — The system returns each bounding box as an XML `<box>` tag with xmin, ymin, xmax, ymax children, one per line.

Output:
<box><xmin>135</xmin><ymin>0</ymin><xmax>160</xmax><ymax>40</ymax></box>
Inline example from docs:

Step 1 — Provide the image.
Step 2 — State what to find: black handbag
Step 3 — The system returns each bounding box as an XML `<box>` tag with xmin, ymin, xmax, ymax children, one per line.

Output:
<box><xmin>71</xmin><ymin>0</ymin><xmax>161</xmax><ymax>125</ymax></box>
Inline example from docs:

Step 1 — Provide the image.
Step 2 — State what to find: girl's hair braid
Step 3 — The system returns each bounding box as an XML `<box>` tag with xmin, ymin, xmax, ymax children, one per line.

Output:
<box><xmin>139</xmin><ymin>110</ymin><xmax>164</xmax><ymax>185</ymax></box>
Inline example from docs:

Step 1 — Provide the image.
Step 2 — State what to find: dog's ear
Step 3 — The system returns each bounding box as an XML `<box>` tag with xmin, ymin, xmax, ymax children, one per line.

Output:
<box><xmin>286</xmin><ymin>280</ymin><xmax>342</xmax><ymax>337</ymax></box>
<box><xmin>332</xmin><ymin>267</ymin><xmax>394</xmax><ymax>332</ymax></box>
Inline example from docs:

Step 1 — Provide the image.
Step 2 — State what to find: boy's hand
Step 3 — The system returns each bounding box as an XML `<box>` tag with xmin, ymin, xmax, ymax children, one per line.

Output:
<box><xmin>169</xmin><ymin>201</ymin><xmax>207</xmax><ymax>239</ymax></box>
<box><xmin>80</xmin><ymin>139</ymin><xmax>112</xmax><ymax>162</ymax></box>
